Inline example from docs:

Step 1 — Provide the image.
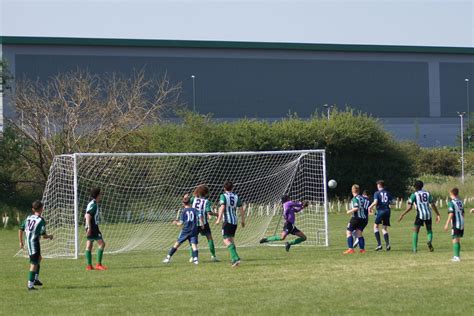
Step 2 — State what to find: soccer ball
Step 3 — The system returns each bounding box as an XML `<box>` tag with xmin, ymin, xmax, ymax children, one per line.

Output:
<box><xmin>328</xmin><ymin>179</ymin><xmax>337</xmax><ymax>189</ymax></box>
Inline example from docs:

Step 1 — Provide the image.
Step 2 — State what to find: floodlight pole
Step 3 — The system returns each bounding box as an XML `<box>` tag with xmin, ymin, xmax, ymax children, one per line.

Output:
<box><xmin>323</xmin><ymin>104</ymin><xmax>331</xmax><ymax>120</ymax></box>
<box><xmin>465</xmin><ymin>78</ymin><xmax>470</xmax><ymax>148</ymax></box>
<box><xmin>191</xmin><ymin>75</ymin><xmax>196</xmax><ymax>113</ymax></box>
<box><xmin>458</xmin><ymin>112</ymin><xmax>465</xmax><ymax>184</ymax></box>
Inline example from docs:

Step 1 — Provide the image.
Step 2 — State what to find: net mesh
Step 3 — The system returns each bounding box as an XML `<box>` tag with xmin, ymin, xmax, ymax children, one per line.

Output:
<box><xmin>28</xmin><ymin>151</ymin><xmax>327</xmax><ymax>258</ymax></box>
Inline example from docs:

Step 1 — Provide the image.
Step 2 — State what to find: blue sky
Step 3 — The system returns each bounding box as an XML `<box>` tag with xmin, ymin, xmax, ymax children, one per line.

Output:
<box><xmin>1</xmin><ymin>0</ymin><xmax>473</xmax><ymax>47</ymax></box>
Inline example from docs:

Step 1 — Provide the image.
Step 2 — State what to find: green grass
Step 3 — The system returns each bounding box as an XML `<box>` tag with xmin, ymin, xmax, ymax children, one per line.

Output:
<box><xmin>1</xmin><ymin>212</ymin><xmax>473</xmax><ymax>315</ymax></box>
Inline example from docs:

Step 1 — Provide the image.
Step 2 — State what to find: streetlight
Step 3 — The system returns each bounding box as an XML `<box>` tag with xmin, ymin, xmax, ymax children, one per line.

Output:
<box><xmin>322</xmin><ymin>104</ymin><xmax>333</xmax><ymax>120</ymax></box>
<box><xmin>465</xmin><ymin>78</ymin><xmax>470</xmax><ymax>147</ymax></box>
<box><xmin>191</xmin><ymin>75</ymin><xmax>196</xmax><ymax>113</ymax></box>
<box><xmin>457</xmin><ymin>111</ymin><xmax>465</xmax><ymax>184</ymax></box>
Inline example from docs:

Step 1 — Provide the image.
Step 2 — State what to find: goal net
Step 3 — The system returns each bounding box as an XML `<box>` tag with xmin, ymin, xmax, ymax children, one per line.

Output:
<box><xmin>30</xmin><ymin>150</ymin><xmax>328</xmax><ymax>258</ymax></box>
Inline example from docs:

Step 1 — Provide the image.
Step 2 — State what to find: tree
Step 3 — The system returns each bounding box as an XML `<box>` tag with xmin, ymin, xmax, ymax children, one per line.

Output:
<box><xmin>9</xmin><ymin>69</ymin><xmax>182</xmax><ymax>184</ymax></box>
<box><xmin>0</xmin><ymin>58</ymin><xmax>13</xmax><ymax>93</ymax></box>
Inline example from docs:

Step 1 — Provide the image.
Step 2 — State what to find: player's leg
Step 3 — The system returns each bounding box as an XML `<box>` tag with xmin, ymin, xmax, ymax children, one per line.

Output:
<box><xmin>356</xmin><ymin>229</ymin><xmax>365</xmax><ymax>253</ymax></box>
<box><xmin>382</xmin><ymin>212</ymin><xmax>391</xmax><ymax>250</ymax></box>
<box><xmin>85</xmin><ymin>240</ymin><xmax>94</xmax><ymax>270</ymax></box>
<box><xmin>425</xmin><ymin>220</ymin><xmax>434</xmax><ymax>252</ymax></box>
<box><xmin>352</xmin><ymin>230</ymin><xmax>359</xmax><ymax>249</ymax></box>
<box><xmin>223</xmin><ymin>224</ymin><xmax>240</xmax><ymax>266</ymax></box>
<box><xmin>451</xmin><ymin>230</ymin><xmax>462</xmax><ymax>261</ymax></box>
<box><xmin>163</xmin><ymin>240</ymin><xmax>183</xmax><ymax>263</ymax></box>
<box><xmin>34</xmin><ymin>255</ymin><xmax>43</xmax><ymax>286</ymax></box>
<box><xmin>190</xmin><ymin>237</ymin><xmax>199</xmax><ymax>264</ymax></box>
<box><xmin>27</xmin><ymin>253</ymin><xmax>39</xmax><ymax>290</ymax></box>
<box><xmin>206</xmin><ymin>234</ymin><xmax>219</xmax><ymax>261</ymax></box>
<box><xmin>344</xmin><ymin>220</ymin><xmax>356</xmax><ymax>254</ymax></box>
<box><xmin>95</xmin><ymin>239</ymin><xmax>107</xmax><ymax>269</ymax></box>
<box><xmin>374</xmin><ymin>215</ymin><xmax>382</xmax><ymax>250</ymax></box>
<box><xmin>412</xmin><ymin>222</ymin><xmax>421</xmax><ymax>253</ymax></box>
<box><xmin>286</xmin><ymin>230</ymin><xmax>306</xmax><ymax>251</ymax></box>
<box><xmin>260</xmin><ymin>222</ymin><xmax>289</xmax><ymax>243</ymax></box>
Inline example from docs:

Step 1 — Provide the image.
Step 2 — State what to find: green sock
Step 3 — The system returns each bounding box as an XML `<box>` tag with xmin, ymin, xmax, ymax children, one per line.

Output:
<box><xmin>97</xmin><ymin>248</ymin><xmax>104</xmax><ymax>265</ymax></box>
<box><xmin>266</xmin><ymin>235</ymin><xmax>282</xmax><ymax>242</ymax></box>
<box><xmin>412</xmin><ymin>232</ymin><xmax>418</xmax><ymax>251</ymax></box>
<box><xmin>208</xmin><ymin>240</ymin><xmax>216</xmax><ymax>257</ymax></box>
<box><xmin>453</xmin><ymin>242</ymin><xmax>460</xmax><ymax>257</ymax></box>
<box><xmin>85</xmin><ymin>250</ymin><xmax>92</xmax><ymax>265</ymax></box>
<box><xmin>28</xmin><ymin>271</ymin><xmax>35</xmax><ymax>282</ymax></box>
<box><xmin>289</xmin><ymin>237</ymin><xmax>306</xmax><ymax>245</ymax></box>
<box><xmin>35</xmin><ymin>264</ymin><xmax>40</xmax><ymax>280</ymax></box>
<box><xmin>189</xmin><ymin>246</ymin><xmax>193</xmax><ymax>258</ymax></box>
<box><xmin>227</xmin><ymin>243</ymin><xmax>239</xmax><ymax>261</ymax></box>
<box><xmin>427</xmin><ymin>230</ymin><xmax>433</xmax><ymax>243</ymax></box>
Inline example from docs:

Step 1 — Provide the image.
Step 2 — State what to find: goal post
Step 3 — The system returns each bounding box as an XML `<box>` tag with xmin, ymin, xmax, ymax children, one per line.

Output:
<box><xmin>29</xmin><ymin>150</ymin><xmax>329</xmax><ymax>259</ymax></box>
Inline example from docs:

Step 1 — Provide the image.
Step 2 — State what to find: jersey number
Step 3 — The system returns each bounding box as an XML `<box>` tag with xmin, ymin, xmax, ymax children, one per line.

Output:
<box><xmin>195</xmin><ymin>198</ymin><xmax>205</xmax><ymax>210</ymax></box>
<box><xmin>380</xmin><ymin>192</ymin><xmax>388</xmax><ymax>203</ymax></box>
<box><xmin>229</xmin><ymin>195</ymin><xmax>236</xmax><ymax>206</ymax></box>
<box><xmin>421</xmin><ymin>193</ymin><xmax>429</xmax><ymax>203</ymax></box>
<box><xmin>185</xmin><ymin>211</ymin><xmax>195</xmax><ymax>222</ymax></box>
<box><xmin>455</xmin><ymin>201</ymin><xmax>464</xmax><ymax>210</ymax></box>
<box><xmin>27</xmin><ymin>220</ymin><xmax>36</xmax><ymax>232</ymax></box>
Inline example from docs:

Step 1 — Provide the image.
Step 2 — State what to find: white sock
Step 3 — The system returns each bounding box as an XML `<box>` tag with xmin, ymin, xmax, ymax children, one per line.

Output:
<box><xmin>28</xmin><ymin>281</ymin><xmax>34</xmax><ymax>288</ymax></box>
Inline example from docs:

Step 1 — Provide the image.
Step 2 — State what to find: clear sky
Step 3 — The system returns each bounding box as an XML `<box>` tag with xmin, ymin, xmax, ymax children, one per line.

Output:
<box><xmin>1</xmin><ymin>0</ymin><xmax>473</xmax><ymax>47</ymax></box>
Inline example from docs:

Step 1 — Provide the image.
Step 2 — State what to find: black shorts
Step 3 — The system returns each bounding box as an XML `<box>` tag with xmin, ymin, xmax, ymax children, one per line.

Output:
<box><xmin>86</xmin><ymin>225</ymin><xmax>103</xmax><ymax>241</ymax></box>
<box><xmin>283</xmin><ymin>222</ymin><xmax>301</xmax><ymax>235</ymax></box>
<box><xmin>29</xmin><ymin>252</ymin><xmax>41</xmax><ymax>265</ymax></box>
<box><xmin>375</xmin><ymin>210</ymin><xmax>391</xmax><ymax>226</ymax></box>
<box><xmin>347</xmin><ymin>218</ymin><xmax>368</xmax><ymax>232</ymax></box>
<box><xmin>222</xmin><ymin>223</ymin><xmax>237</xmax><ymax>238</ymax></box>
<box><xmin>198</xmin><ymin>223</ymin><xmax>212</xmax><ymax>236</ymax></box>
<box><xmin>452</xmin><ymin>228</ymin><xmax>464</xmax><ymax>238</ymax></box>
<box><xmin>414</xmin><ymin>218</ymin><xmax>432</xmax><ymax>230</ymax></box>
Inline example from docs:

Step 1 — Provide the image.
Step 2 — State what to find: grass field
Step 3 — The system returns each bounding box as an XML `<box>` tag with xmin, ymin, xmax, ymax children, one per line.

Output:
<box><xmin>1</xmin><ymin>211</ymin><xmax>473</xmax><ymax>315</ymax></box>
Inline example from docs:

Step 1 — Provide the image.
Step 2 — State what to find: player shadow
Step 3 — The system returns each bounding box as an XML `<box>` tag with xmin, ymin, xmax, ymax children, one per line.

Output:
<box><xmin>55</xmin><ymin>285</ymin><xmax>114</xmax><ymax>289</ymax></box>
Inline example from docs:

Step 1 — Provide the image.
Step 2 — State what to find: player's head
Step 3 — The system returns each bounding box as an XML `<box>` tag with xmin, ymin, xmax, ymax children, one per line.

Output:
<box><xmin>351</xmin><ymin>184</ymin><xmax>360</xmax><ymax>195</ymax></box>
<box><xmin>362</xmin><ymin>190</ymin><xmax>370</xmax><ymax>197</ymax></box>
<box><xmin>182</xmin><ymin>193</ymin><xmax>191</xmax><ymax>206</ymax></box>
<box><xmin>376</xmin><ymin>180</ymin><xmax>385</xmax><ymax>190</ymax></box>
<box><xmin>281</xmin><ymin>194</ymin><xmax>290</xmax><ymax>204</ymax></box>
<box><xmin>194</xmin><ymin>184</ymin><xmax>209</xmax><ymax>198</ymax></box>
<box><xmin>223</xmin><ymin>181</ymin><xmax>233</xmax><ymax>192</ymax></box>
<box><xmin>91</xmin><ymin>187</ymin><xmax>102</xmax><ymax>202</ymax></box>
<box><xmin>449</xmin><ymin>187</ymin><xmax>459</xmax><ymax>198</ymax></box>
<box><xmin>31</xmin><ymin>200</ymin><xmax>44</xmax><ymax>214</ymax></box>
<box><xmin>414</xmin><ymin>180</ymin><xmax>424</xmax><ymax>191</ymax></box>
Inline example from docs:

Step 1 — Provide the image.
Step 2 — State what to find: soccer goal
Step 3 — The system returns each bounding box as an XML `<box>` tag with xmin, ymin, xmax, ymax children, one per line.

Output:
<box><xmin>32</xmin><ymin>150</ymin><xmax>328</xmax><ymax>258</ymax></box>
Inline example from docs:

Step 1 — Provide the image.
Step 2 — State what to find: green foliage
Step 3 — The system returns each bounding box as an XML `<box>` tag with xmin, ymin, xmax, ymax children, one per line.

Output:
<box><xmin>0</xmin><ymin>58</ymin><xmax>13</xmax><ymax>93</ymax></box>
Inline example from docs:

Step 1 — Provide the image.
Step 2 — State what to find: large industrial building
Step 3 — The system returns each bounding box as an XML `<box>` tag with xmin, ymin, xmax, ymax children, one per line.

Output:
<box><xmin>1</xmin><ymin>1</ymin><xmax>473</xmax><ymax>146</ymax></box>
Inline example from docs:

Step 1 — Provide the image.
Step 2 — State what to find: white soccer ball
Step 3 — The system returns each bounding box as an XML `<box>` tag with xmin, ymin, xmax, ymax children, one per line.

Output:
<box><xmin>328</xmin><ymin>179</ymin><xmax>337</xmax><ymax>189</ymax></box>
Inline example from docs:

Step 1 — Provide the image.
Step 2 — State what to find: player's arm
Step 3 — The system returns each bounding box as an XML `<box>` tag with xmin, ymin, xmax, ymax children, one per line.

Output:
<box><xmin>430</xmin><ymin>201</ymin><xmax>441</xmax><ymax>223</ymax></box>
<box><xmin>215</xmin><ymin>194</ymin><xmax>226</xmax><ymax>225</ymax></box>
<box><xmin>347</xmin><ymin>198</ymin><xmax>359</xmax><ymax>214</ymax></box>
<box><xmin>444</xmin><ymin>212</ymin><xmax>453</xmax><ymax>232</ymax></box>
<box><xmin>40</xmin><ymin>221</ymin><xmax>53</xmax><ymax>240</ymax></box>
<box><xmin>239</xmin><ymin>206</ymin><xmax>245</xmax><ymax>228</ymax></box>
<box><xmin>18</xmin><ymin>223</ymin><xmax>25</xmax><ymax>249</ymax></box>
<box><xmin>399</xmin><ymin>195</ymin><xmax>415</xmax><ymax>222</ymax></box>
<box><xmin>368</xmin><ymin>199</ymin><xmax>377</xmax><ymax>214</ymax></box>
<box><xmin>471</xmin><ymin>208</ymin><xmax>474</xmax><ymax>214</ymax></box>
<box><xmin>85</xmin><ymin>213</ymin><xmax>93</xmax><ymax>236</ymax></box>
<box><xmin>173</xmin><ymin>210</ymin><xmax>184</xmax><ymax>226</ymax></box>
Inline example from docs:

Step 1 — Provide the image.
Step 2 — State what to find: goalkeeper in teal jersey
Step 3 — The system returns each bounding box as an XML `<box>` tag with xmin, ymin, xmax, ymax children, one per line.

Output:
<box><xmin>85</xmin><ymin>188</ymin><xmax>107</xmax><ymax>270</ymax></box>
<box><xmin>444</xmin><ymin>188</ymin><xmax>465</xmax><ymax>262</ymax></box>
<box><xmin>215</xmin><ymin>181</ymin><xmax>245</xmax><ymax>267</ymax></box>
<box><xmin>189</xmin><ymin>184</ymin><xmax>220</xmax><ymax>262</ymax></box>
<box><xmin>18</xmin><ymin>200</ymin><xmax>54</xmax><ymax>290</ymax></box>
<box><xmin>399</xmin><ymin>180</ymin><xmax>441</xmax><ymax>253</ymax></box>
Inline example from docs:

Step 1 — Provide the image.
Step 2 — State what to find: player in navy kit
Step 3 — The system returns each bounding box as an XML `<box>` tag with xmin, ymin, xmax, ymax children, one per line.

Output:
<box><xmin>163</xmin><ymin>194</ymin><xmax>203</xmax><ymax>264</ymax></box>
<box><xmin>369</xmin><ymin>180</ymin><xmax>393</xmax><ymax>251</ymax></box>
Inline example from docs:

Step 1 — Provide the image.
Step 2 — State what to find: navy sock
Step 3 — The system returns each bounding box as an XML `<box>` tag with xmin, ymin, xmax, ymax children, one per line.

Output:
<box><xmin>384</xmin><ymin>233</ymin><xmax>390</xmax><ymax>245</ymax></box>
<box><xmin>168</xmin><ymin>247</ymin><xmax>177</xmax><ymax>257</ymax></box>
<box><xmin>347</xmin><ymin>235</ymin><xmax>354</xmax><ymax>249</ymax></box>
<box><xmin>359</xmin><ymin>237</ymin><xmax>365</xmax><ymax>250</ymax></box>
<box><xmin>192</xmin><ymin>250</ymin><xmax>198</xmax><ymax>259</ymax></box>
<box><xmin>375</xmin><ymin>231</ymin><xmax>381</xmax><ymax>246</ymax></box>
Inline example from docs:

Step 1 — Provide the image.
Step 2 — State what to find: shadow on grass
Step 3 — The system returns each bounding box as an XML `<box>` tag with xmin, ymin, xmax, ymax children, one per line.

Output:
<box><xmin>54</xmin><ymin>285</ymin><xmax>114</xmax><ymax>289</ymax></box>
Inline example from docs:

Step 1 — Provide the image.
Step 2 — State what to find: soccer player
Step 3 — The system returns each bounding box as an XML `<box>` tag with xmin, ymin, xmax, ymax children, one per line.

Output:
<box><xmin>399</xmin><ymin>180</ymin><xmax>441</xmax><ymax>253</ymax></box>
<box><xmin>190</xmin><ymin>184</ymin><xmax>220</xmax><ymax>262</ymax></box>
<box><xmin>259</xmin><ymin>195</ymin><xmax>308</xmax><ymax>252</ymax></box>
<box><xmin>444</xmin><ymin>188</ymin><xmax>464</xmax><ymax>262</ymax></box>
<box><xmin>18</xmin><ymin>200</ymin><xmax>54</xmax><ymax>290</ymax></box>
<box><xmin>215</xmin><ymin>181</ymin><xmax>245</xmax><ymax>267</ymax></box>
<box><xmin>343</xmin><ymin>185</ymin><xmax>368</xmax><ymax>254</ymax></box>
<box><xmin>85</xmin><ymin>187</ymin><xmax>107</xmax><ymax>270</ymax></box>
<box><xmin>163</xmin><ymin>193</ymin><xmax>203</xmax><ymax>264</ymax></box>
<box><xmin>368</xmin><ymin>180</ymin><xmax>393</xmax><ymax>251</ymax></box>
<box><xmin>353</xmin><ymin>190</ymin><xmax>371</xmax><ymax>249</ymax></box>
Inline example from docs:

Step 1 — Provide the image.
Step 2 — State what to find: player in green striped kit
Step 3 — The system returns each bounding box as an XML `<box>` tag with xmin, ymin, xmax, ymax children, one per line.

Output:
<box><xmin>215</xmin><ymin>181</ymin><xmax>245</xmax><ymax>267</ymax></box>
<box><xmin>85</xmin><ymin>188</ymin><xmax>107</xmax><ymax>270</ymax></box>
<box><xmin>399</xmin><ymin>180</ymin><xmax>440</xmax><ymax>253</ymax></box>
<box><xmin>189</xmin><ymin>184</ymin><xmax>220</xmax><ymax>262</ymax></box>
<box><xmin>444</xmin><ymin>188</ymin><xmax>465</xmax><ymax>262</ymax></box>
<box><xmin>18</xmin><ymin>200</ymin><xmax>54</xmax><ymax>290</ymax></box>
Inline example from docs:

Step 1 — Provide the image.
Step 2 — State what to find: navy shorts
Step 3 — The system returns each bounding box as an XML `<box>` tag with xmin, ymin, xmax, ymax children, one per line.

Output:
<box><xmin>414</xmin><ymin>218</ymin><xmax>432</xmax><ymax>230</ymax></box>
<box><xmin>452</xmin><ymin>228</ymin><xmax>464</xmax><ymax>238</ymax></box>
<box><xmin>283</xmin><ymin>221</ymin><xmax>301</xmax><ymax>235</ymax></box>
<box><xmin>375</xmin><ymin>210</ymin><xmax>391</xmax><ymax>226</ymax></box>
<box><xmin>222</xmin><ymin>223</ymin><xmax>237</xmax><ymax>238</ymax></box>
<box><xmin>177</xmin><ymin>231</ymin><xmax>198</xmax><ymax>245</ymax></box>
<box><xmin>347</xmin><ymin>218</ymin><xmax>368</xmax><ymax>232</ymax></box>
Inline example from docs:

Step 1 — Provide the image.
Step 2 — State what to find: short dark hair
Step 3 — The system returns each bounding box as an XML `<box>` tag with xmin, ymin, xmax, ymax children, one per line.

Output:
<box><xmin>281</xmin><ymin>195</ymin><xmax>290</xmax><ymax>203</ymax></box>
<box><xmin>376</xmin><ymin>180</ymin><xmax>385</xmax><ymax>188</ymax></box>
<box><xmin>182</xmin><ymin>193</ymin><xmax>191</xmax><ymax>205</ymax></box>
<box><xmin>414</xmin><ymin>180</ymin><xmax>424</xmax><ymax>191</ymax></box>
<box><xmin>362</xmin><ymin>190</ymin><xmax>370</xmax><ymax>196</ymax></box>
<box><xmin>91</xmin><ymin>187</ymin><xmax>101</xmax><ymax>199</ymax></box>
<box><xmin>32</xmin><ymin>200</ymin><xmax>43</xmax><ymax>211</ymax></box>
<box><xmin>450</xmin><ymin>187</ymin><xmax>459</xmax><ymax>196</ymax></box>
<box><xmin>224</xmin><ymin>181</ymin><xmax>233</xmax><ymax>191</ymax></box>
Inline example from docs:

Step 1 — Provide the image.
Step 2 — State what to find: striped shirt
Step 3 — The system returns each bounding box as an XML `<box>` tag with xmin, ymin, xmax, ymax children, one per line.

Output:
<box><xmin>351</xmin><ymin>195</ymin><xmax>367</xmax><ymax>219</ymax></box>
<box><xmin>409</xmin><ymin>190</ymin><xmax>434</xmax><ymax>220</ymax></box>
<box><xmin>448</xmin><ymin>198</ymin><xmax>464</xmax><ymax>230</ymax></box>
<box><xmin>191</xmin><ymin>197</ymin><xmax>212</xmax><ymax>225</ymax></box>
<box><xmin>219</xmin><ymin>192</ymin><xmax>242</xmax><ymax>225</ymax></box>
<box><xmin>19</xmin><ymin>215</ymin><xmax>46</xmax><ymax>255</ymax></box>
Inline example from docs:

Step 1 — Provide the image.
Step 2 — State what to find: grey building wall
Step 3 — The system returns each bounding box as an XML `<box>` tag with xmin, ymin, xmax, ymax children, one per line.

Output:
<box><xmin>2</xmin><ymin>42</ymin><xmax>474</xmax><ymax>146</ymax></box>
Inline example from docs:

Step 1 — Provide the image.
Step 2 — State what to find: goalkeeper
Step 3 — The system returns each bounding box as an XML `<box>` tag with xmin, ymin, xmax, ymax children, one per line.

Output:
<box><xmin>260</xmin><ymin>195</ymin><xmax>308</xmax><ymax>252</ymax></box>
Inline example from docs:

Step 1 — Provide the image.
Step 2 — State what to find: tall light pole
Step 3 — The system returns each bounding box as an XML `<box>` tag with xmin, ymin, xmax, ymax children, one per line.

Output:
<box><xmin>465</xmin><ymin>78</ymin><xmax>470</xmax><ymax>147</ymax></box>
<box><xmin>323</xmin><ymin>104</ymin><xmax>332</xmax><ymax>120</ymax></box>
<box><xmin>191</xmin><ymin>75</ymin><xmax>196</xmax><ymax>113</ymax></box>
<box><xmin>457</xmin><ymin>111</ymin><xmax>465</xmax><ymax>184</ymax></box>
